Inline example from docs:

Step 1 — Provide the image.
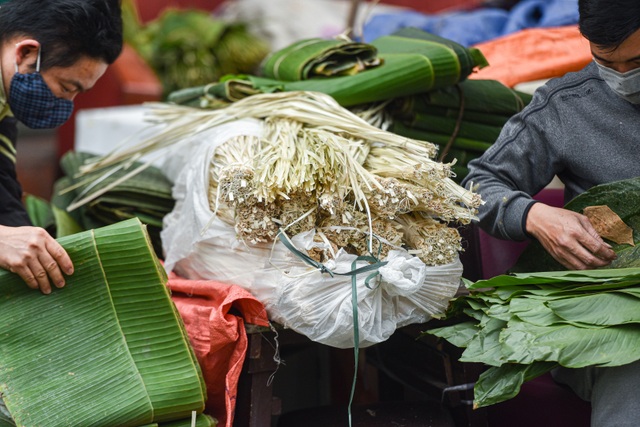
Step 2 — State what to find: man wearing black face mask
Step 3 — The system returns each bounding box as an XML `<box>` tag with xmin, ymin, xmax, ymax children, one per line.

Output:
<box><xmin>462</xmin><ymin>0</ymin><xmax>640</xmax><ymax>425</ymax></box>
<box><xmin>0</xmin><ymin>0</ymin><xmax>123</xmax><ymax>294</ymax></box>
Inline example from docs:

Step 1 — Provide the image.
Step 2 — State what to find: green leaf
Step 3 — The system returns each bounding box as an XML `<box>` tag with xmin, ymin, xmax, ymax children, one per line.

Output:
<box><xmin>468</xmin><ymin>267</ymin><xmax>640</xmax><ymax>290</ymax></box>
<box><xmin>499</xmin><ymin>320</ymin><xmax>640</xmax><ymax>368</ymax></box>
<box><xmin>0</xmin><ymin>219</ymin><xmax>205</xmax><ymax>426</ymax></box>
<box><xmin>459</xmin><ymin>316</ymin><xmax>508</xmax><ymax>366</ymax></box>
<box><xmin>51</xmin><ymin>205</ymin><xmax>84</xmax><ymax>237</ymax></box>
<box><xmin>508</xmin><ymin>296</ymin><xmax>563</xmax><ymax>327</ymax></box>
<box><xmin>24</xmin><ymin>194</ymin><xmax>54</xmax><ymax>229</ymax></box>
<box><xmin>548</xmin><ymin>291</ymin><xmax>640</xmax><ymax>326</ymax></box>
<box><xmin>474</xmin><ymin>362</ymin><xmax>557</xmax><ymax>408</ymax></box>
<box><xmin>427</xmin><ymin>320</ymin><xmax>479</xmax><ymax>348</ymax></box>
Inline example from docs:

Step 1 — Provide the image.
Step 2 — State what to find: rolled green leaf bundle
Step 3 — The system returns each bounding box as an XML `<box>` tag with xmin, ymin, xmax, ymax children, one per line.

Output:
<box><xmin>391</xmin><ymin>79</ymin><xmax>532</xmax><ymax>119</ymax></box>
<box><xmin>168</xmin><ymin>28</ymin><xmax>489</xmax><ymax>108</ymax></box>
<box><xmin>382</xmin><ymin>79</ymin><xmax>532</xmax><ymax>180</ymax></box>
<box><xmin>0</xmin><ymin>219</ymin><xmax>208</xmax><ymax>426</ymax></box>
<box><xmin>369</xmin><ymin>31</ymin><xmax>487</xmax><ymax>90</ymax></box>
<box><xmin>261</xmin><ymin>37</ymin><xmax>381</xmax><ymax>80</ymax></box>
<box><xmin>402</xmin><ymin>112</ymin><xmax>503</xmax><ymax>143</ymax></box>
<box><xmin>390</xmin><ymin>123</ymin><xmax>493</xmax><ymax>154</ymax></box>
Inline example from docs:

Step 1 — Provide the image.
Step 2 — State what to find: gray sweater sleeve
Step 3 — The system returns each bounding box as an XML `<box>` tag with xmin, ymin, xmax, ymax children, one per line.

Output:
<box><xmin>461</xmin><ymin>84</ymin><xmax>563</xmax><ymax>241</ymax></box>
<box><xmin>462</xmin><ymin>62</ymin><xmax>640</xmax><ymax>242</ymax></box>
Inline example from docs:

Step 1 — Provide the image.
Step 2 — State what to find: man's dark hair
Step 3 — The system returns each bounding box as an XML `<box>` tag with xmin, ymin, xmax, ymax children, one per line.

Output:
<box><xmin>0</xmin><ymin>0</ymin><xmax>123</xmax><ymax>70</ymax></box>
<box><xmin>579</xmin><ymin>0</ymin><xmax>640</xmax><ymax>50</ymax></box>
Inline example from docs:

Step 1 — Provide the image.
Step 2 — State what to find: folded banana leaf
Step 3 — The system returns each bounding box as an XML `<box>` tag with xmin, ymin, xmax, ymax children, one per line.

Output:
<box><xmin>261</xmin><ymin>38</ymin><xmax>381</xmax><ymax>81</ymax></box>
<box><xmin>390</xmin><ymin>122</ymin><xmax>493</xmax><ymax>153</ymax></box>
<box><xmin>54</xmin><ymin>151</ymin><xmax>175</xmax><ymax>257</ymax></box>
<box><xmin>512</xmin><ymin>177</ymin><xmax>640</xmax><ymax>273</ymax></box>
<box><xmin>402</xmin><ymin>112</ymin><xmax>503</xmax><ymax>143</ymax></box>
<box><xmin>390</xmin><ymin>79</ymin><xmax>532</xmax><ymax>119</ymax></box>
<box><xmin>384</xmin><ymin>79</ymin><xmax>531</xmax><ymax>182</ymax></box>
<box><xmin>389</xmin><ymin>27</ymin><xmax>484</xmax><ymax>81</ymax></box>
<box><xmin>0</xmin><ymin>403</ymin><xmax>216</xmax><ymax>427</ymax></box>
<box><xmin>169</xmin><ymin>54</ymin><xmax>435</xmax><ymax>107</ymax></box>
<box><xmin>160</xmin><ymin>414</ymin><xmax>216</xmax><ymax>426</ymax></box>
<box><xmin>0</xmin><ymin>219</ymin><xmax>208</xmax><ymax>426</ymax></box>
<box><xmin>168</xmin><ymin>28</ymin><xmax>488</xmax><ymax>108</ymax></box>
<box><xmin>392</xmin><ymin>103</ymin><xmax>513</xmax><ymax>127</ymax></box>
<box><xmin>369</xmin><ymin>32</ymin><xmax>486</xmax><ymax>90</ymax></box>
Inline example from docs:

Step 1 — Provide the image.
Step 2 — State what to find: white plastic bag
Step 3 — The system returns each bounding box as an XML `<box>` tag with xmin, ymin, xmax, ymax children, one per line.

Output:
<box><xmin>161</xmin><ymin>120</ymin><xmax>463</xmax><ymax>348</ymax></box>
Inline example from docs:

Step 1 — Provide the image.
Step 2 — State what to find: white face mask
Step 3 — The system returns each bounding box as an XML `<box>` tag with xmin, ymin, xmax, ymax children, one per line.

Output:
<box><xmin>594</xmin><ymin>60</ymin><xmax>640</xmax><ymax>104</ymax></box>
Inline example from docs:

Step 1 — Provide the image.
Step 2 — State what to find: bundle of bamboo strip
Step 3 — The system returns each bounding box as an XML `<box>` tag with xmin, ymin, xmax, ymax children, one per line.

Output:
<box><xmin>77</xmin><ymin>91</ymin><xmax>481</xmax><ymax>268</ymax></box>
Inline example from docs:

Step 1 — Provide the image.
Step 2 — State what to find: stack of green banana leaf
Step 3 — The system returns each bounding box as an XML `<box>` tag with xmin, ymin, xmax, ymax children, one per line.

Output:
<box><xmin>168</xmin><ymin>28</ymin><xmax>489</xmax><ymax>108</ymax></box>
<box><xmin>386</xmin><ymin>78</ymin><xmax>533</xmax><ymax>181</ymax></box>
<box><xmin>0</xmin><ymin>219</ymin><xmax>216</xmax><ymax>427</ymax></box>
<box><xmin>121</xmin><ymin>0</ymin><xmax>270</xmax><ymax>98</ymax></box>
<box><xmin>425</xmin><ymin>177</ymin><xmax>640</xmax><ymax>409</ymax></box>
<box><xmin>28</xmin><ymin>151</ymin><xmax>175</xmax><ymax>258</ymax></box>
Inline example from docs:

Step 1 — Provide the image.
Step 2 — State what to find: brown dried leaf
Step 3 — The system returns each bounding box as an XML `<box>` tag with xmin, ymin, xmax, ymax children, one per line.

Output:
<box><xmin>583</xmin><ymin>205</ymin><xmax>635</xmax><ymax>246</ymax></box>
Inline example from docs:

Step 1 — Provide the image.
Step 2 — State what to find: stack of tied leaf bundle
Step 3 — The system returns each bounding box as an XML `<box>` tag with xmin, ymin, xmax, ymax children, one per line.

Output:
<box><xmin>385</xmin><ymin>78</ymin><xmax>533</xmax><ymax>182</ymax></box>
<box><xmin>165</xmin><ymin>28</ymin><xmax>528</xmax><ymax>183</ymax></box>
<box><xmin>79</xmin><ymin>91</ymin><xmax>482</xmax><ymax>269</ymax></box>
<box><xmin>0</xmin><ymin>219</ymin><xmax>215</xmax><ymax>427</ymax></box>
<box><xmin>167</xmin><ymin>28</ymin><xmax>489</xmax><ymax>109</ymax></box>
<box><xmin>121</xmin><ymin>0</ymin><xmax>270</xmax><ymax>98</ymax></box>
<box><xmin>46</xmin><ymin>151</ymin><xmax>175</xmax><ymax>258</ymax></box>
<box><xmin>425</xmin><ymin>177</ymin><xmax>640</xmax><ymax>409</ymax></box>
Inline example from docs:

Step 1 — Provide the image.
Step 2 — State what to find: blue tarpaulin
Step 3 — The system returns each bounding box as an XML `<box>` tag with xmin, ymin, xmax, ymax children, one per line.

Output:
<box><xmin>363</xmin><ymin>0</ymin><xmax>579</xmax><ymax>46</ymax></box>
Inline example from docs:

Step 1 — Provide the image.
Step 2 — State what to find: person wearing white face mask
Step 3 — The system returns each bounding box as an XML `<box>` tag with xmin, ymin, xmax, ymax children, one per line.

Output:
<box><xmin>462</xmin><ymin>0</ymin><xmax>640</xmax><ymax>425</ymax></box>
<box><xmin>0</xmin><ymin>0</ymin><xmax>123</xmax><ymax>294</ymax></box>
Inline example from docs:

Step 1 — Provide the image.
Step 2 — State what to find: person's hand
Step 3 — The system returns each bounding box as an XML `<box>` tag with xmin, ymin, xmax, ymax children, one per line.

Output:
<box><xmin>525</xmin><ymin>203</ymin><xmax>617</xmax><ymax>270</ymax></box>
<box><xmin>0</xmin><ymin>225</ymin><xmax>74</xmax><ymax>294</ymax></box>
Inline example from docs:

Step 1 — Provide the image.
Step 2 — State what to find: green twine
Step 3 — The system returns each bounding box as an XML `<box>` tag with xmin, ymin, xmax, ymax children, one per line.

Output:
<box><xmin>277</xmin><ymin>230</ymin><xmax>387</xmax><ymax>427</ymax></box>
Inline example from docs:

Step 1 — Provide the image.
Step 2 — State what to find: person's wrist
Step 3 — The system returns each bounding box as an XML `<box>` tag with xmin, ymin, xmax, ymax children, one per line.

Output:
<box><xmin>523</xmin><ymin>201</ymin><xmax>541</xmax><ymax>239</ymax></box>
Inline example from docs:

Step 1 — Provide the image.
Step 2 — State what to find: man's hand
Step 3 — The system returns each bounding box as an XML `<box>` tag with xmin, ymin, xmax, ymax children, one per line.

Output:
<box><xmin>526</xmin><ymin>203</ymin><xmax>617</xmax><ymax>270</ymax></box>
<box><xmin>0</xmin><ymin>225</ymin><xmax>74</xmax><ymax>294</ymax></box>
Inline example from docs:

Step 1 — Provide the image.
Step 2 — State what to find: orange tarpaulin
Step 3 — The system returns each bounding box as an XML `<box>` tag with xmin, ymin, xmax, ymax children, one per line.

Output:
<box><xmin>168</xmin><ymin>273</ymin><xmax>269</xmax><ymax>427</ymax></box>
<box><xmin>469</xmin><ymin>25</ymin><xmax>593</xmax><ymax>88</ymax></box>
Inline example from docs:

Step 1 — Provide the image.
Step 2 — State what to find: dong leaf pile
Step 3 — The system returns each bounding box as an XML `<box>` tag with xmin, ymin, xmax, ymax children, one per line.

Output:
<box><xmin>428</xmin><ymin>268</ymin><xmax>640</xmax><ymax>408</ymax></box>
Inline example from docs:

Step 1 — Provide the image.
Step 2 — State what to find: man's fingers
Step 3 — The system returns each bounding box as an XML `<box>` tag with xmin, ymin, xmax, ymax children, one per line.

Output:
<box><xmin>45</xmin><ymin>239</ymin><xmax>74</xmax><ymax>275</ymax></box>
<box><xmin>580</xmin><ymin>218</ymin><xmax>617</xmax><ymax>261</ymax></box>
<box><xmin>41</xmin><ymin>254</ymin><xmax>67</xmax><ymax>289</ymax></box>
<box><xmin>553</xmin><ymin>243</ymin><xmax>611</xmax><ymax>270</ymax></box>
<box><xmin>29</xmin><ymin>259</ymin><xmax>53</xmax><ymax>295</ymax></box>
<box><xmin>11</xmin><ymin>264</ymin><xmax>41</xmax><ymax>291</ymax></box>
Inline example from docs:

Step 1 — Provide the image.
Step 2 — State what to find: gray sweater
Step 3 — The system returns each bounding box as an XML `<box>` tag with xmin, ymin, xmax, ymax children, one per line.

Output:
<box><xmin>462</xmin><ymin>62</ymin><xmax>640</xmax><ymax>242</ymax></box>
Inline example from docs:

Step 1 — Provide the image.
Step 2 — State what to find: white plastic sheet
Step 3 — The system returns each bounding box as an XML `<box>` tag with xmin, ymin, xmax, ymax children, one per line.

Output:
<box><xmin>161</xmin><ymin>119</ymin><xmax>463</xmax><ymax>348</ymax></box>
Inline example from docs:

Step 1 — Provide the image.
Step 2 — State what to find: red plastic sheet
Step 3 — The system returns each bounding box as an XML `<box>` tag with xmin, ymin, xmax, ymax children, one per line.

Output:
<box><xmin>167</xmin><ymin>273</ymin><xmax>269</xmax><ymax>427</ymax></box>
<box><xmin>469</xmin><ymin>25</ymin><xmax>593</xmax><ymax>88</ymax></box>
